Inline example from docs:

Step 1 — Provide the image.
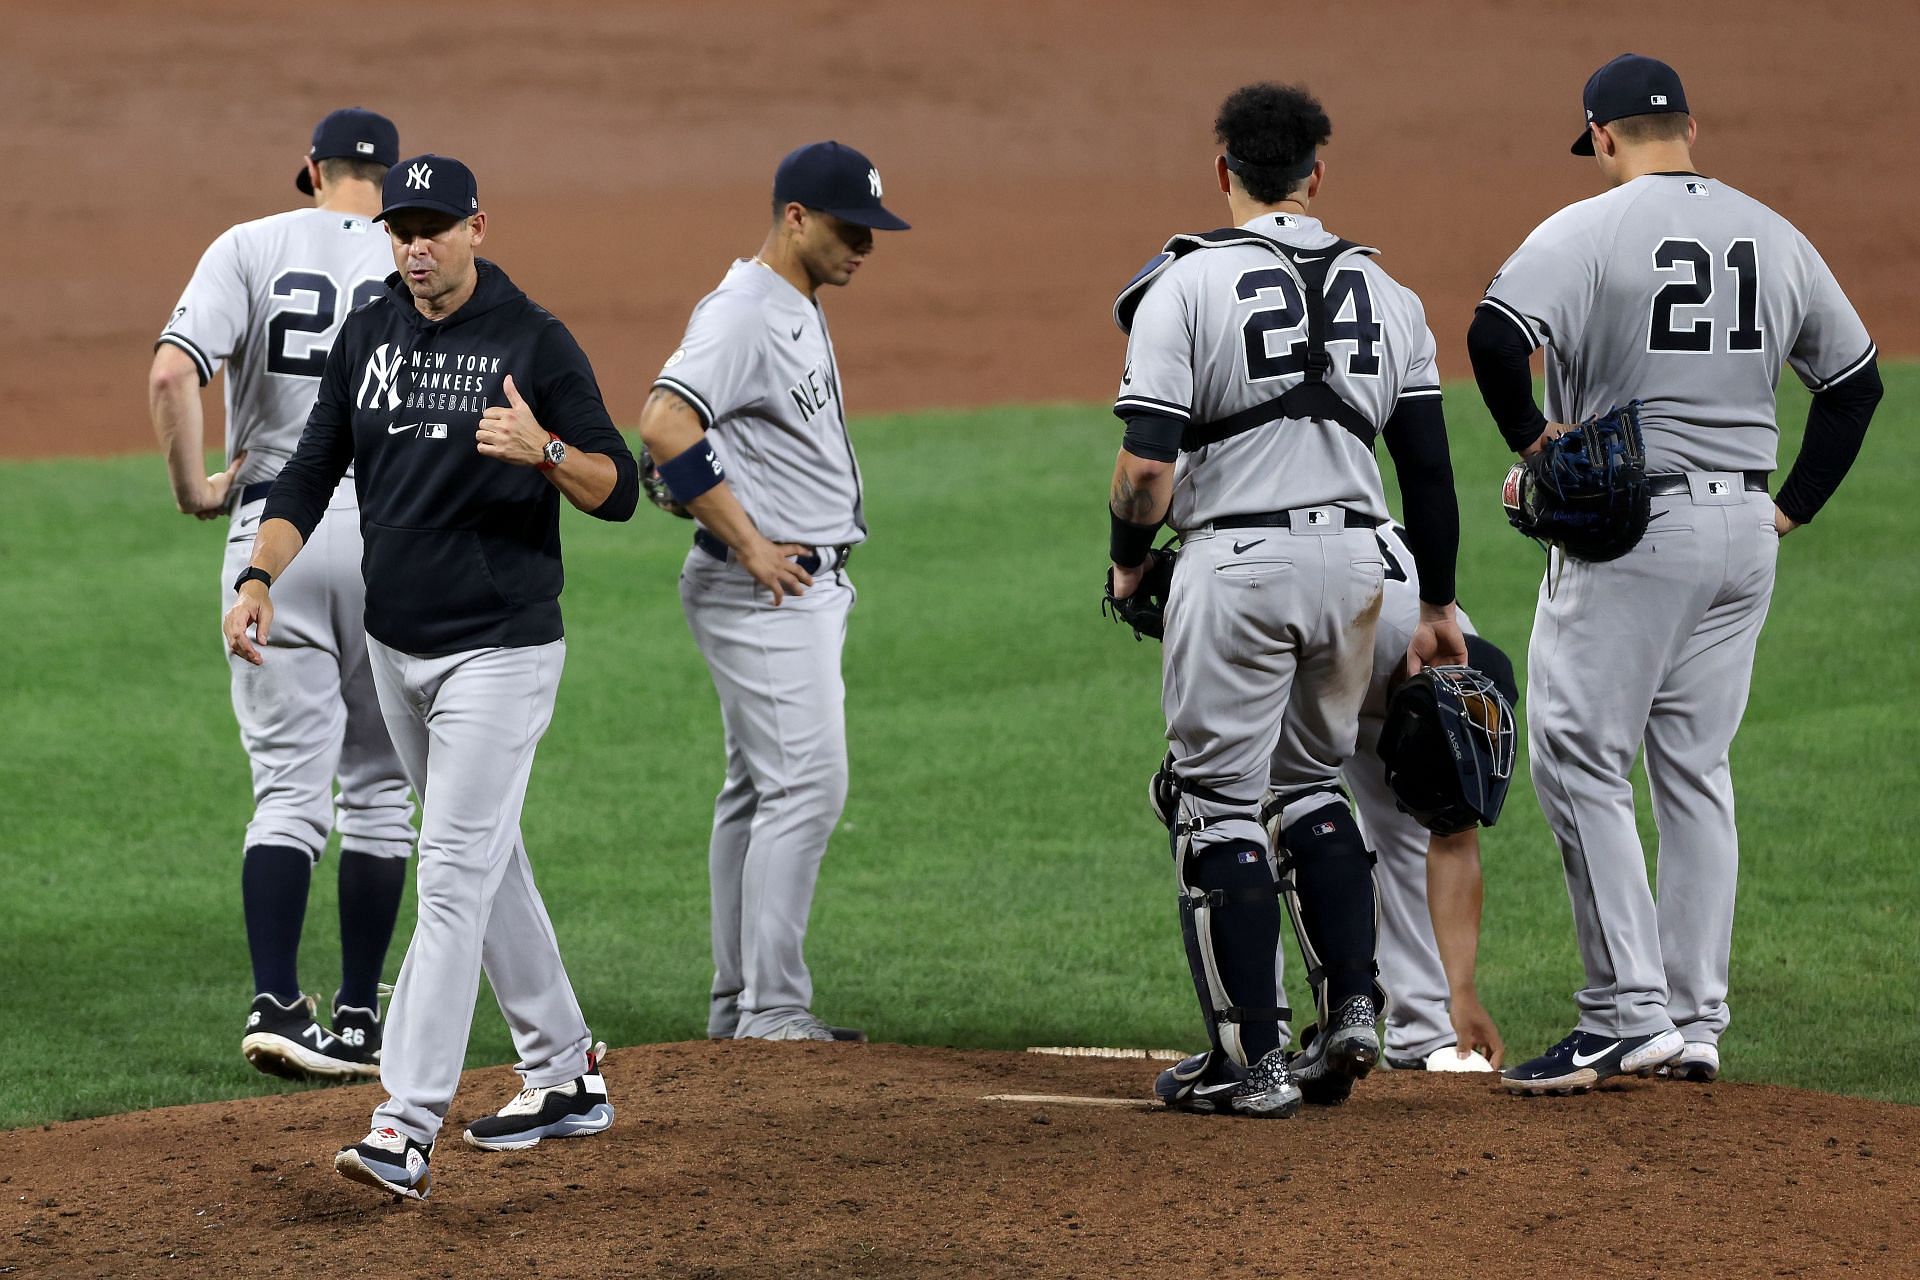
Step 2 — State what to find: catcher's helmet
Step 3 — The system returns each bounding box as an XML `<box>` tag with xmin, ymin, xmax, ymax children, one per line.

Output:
<box><xmin>1378</xmin><ymin>664</ymin><xmax>1517</xmax><ymax>835</ymax></box>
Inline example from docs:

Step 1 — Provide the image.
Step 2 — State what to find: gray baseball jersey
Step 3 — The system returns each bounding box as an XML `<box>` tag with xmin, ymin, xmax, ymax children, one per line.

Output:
<box><xmin>654</xmin><ymin>258</ymin><xmax>866</xmax><ymax>546</ymax></box>
<box><xmin>657</xmin><ymin>258</ymin><xmax>864</xmax><ymax>1039</ymax></box>
<box><xmin>1116</xmin><ymin>213</ymin><xmax>1442</xmax><ymax>530</ymax></box>
<box><xmin>1481</xmin><ymin>174</ymin><xmax>1875</xmax><ymax>472</ymax></box>
<box><xmin>159</xmin><ymin>207</ymin><xmax>392</xmax><ymax>486</ymax></box>
<box><xmin>1486</xmin><ymin>171</ymin><xmax>1874</xmax><ymax>1055</ymax></box>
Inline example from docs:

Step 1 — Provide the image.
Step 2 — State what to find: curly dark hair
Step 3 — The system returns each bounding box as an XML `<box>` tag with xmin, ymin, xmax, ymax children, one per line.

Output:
<box><xmin>1214</xmin><ymin>82</ymin><xmax>1332</xmax><ymax>204</ymax></box>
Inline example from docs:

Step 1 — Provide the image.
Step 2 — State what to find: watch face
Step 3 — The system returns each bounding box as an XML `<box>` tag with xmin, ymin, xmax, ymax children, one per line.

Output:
<box><xmin>544</xmin><ymin>438</ymin><xmax>567</xmax><ymax>466</ymax></box>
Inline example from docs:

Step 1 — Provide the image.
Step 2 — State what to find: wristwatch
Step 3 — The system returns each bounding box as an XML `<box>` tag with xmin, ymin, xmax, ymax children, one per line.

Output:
<box><xmin>233</xmin><ymin>566</ymin><xmax>273</xmax><ymax>593</ymax></box>
<box><xmin>538</xmin><ymin>434</ymin><xmax>567</xmax><ymax>473</ymax></box>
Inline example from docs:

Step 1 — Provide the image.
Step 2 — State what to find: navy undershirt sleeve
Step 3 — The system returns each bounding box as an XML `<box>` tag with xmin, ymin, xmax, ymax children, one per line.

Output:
<box><xmin>1380</xmin><ymin>395</ymin><xmax>1459</xmax><ymax>606</ymax></box>
<box><xmin>1777</xmin><ymin>358</ymin><xmax>1882</xmax><ymax>525</ymax></box>
<box><xmin>1467</xmin><ymin>304</ymin><xmax>1549</xmax><ymax>454</ymax></box>
<box><xmin>1121</xmin><ymin>411</ymin><xmax>1185</xmax><ymax>463</ymax></box>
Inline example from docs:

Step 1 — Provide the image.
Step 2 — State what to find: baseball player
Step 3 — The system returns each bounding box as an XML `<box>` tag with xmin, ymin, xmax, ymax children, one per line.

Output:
<box><xmin>638</xmin><ymin>141</ymin><xmax>908</xmax><ymax>1044</ymax></box>
<box><xmin>1329</xmin><ymin>523</ymin><xmax>1509</xmax><ymax>1076</ymax></box>
<box><xmin>1110</xmin><ymin>83</ymin><xmax>1466</xmax><ymax>1118</ymax></box>
<box><xmin>149</xmin><ymin>108</ymin><xmax>416</xmax><ymax>1082</ymax></box>
<box><xmin>1470</xmin><ymin>54</ymin><xmax>1883</xmax><ymax>1094</ymax></box>
<box><xmin>223</xmin><ymin>154</ymin><xmax>640</xmax><ymax>1199</ymax></box>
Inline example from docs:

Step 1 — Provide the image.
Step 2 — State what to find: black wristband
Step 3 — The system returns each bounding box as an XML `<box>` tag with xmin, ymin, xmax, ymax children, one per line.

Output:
<box><xmin>1109</xmin><ymin>508</ymin><xmax>1159</xmax><ymax>568</ymax></box>
<box><xmin>233</xmin><ymin>566</ymin><xmax>274</xmax><ymax>593</ymax></box>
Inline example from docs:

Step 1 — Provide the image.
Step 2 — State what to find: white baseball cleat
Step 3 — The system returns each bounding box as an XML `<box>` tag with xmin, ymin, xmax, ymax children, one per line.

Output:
<box><xmin>1658</xmin><ymin>1041</ymin><xmax>1721</xmax><ymax>1082</ymax></box>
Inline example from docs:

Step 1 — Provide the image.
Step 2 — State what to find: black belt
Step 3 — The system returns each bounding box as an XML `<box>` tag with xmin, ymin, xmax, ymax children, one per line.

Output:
<box><xmin>1645</xmin><ymin>470</ymin><xmax>1770</xmax><ymax>497</ymax></box>
<box><xmin>236</xmin><ymin>480</ymin><xmax>276</xmax><ymax>506</ymax></box>
<box><xmin>1210</xmin><ymin>508</ymin><xmax>1383</xmax><ymax>531</ymax></box>
<box><xmin>694</xmin><ymin>528</ymin><xmax>851</xmax><ymax>575</ymax></box>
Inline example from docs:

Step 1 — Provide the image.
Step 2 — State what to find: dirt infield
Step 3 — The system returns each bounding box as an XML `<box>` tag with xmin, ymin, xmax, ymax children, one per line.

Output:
<box><xmin>3</xmin><ymin>1041</ymin><xmax>1916</xmax><ymax>1278</ymax></box>
<box><xmin>6</xmin><ymin>0</ymin><xmax>1915</xmax><ymax>459</ymax></box>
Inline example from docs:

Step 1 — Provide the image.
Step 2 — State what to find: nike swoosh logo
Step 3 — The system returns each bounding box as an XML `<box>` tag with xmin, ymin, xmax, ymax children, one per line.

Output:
<box><xmin>388</xmin><ymin>422</ymin><xmax>417</xmax><ymax>435</ymax></box>
<box><xmin>1232</xmin><ymin>539</ymin><xmax>1265</xmax><ymax>555</ymax></box>
<box><xmin>1570</xmin><ymin>1040</ymin><xmax>1621</xmax><ymax>1068</ymax></box>
<box><xmin>240</xmin><ymin>514</ymin><xmax>259</xmax><ymax>528</ymax></box>
<box><xmin>791</xmin><ymin>325</ymin><xmax>805</xmax><ymax>341</ymax></box>
<box><xmin>1294</xmin><ymin>254</ymin><xmax>1326</xmax><ymax>263</ymax></box>
<box><xmin>1122</xmin><ymin>362</ymin><xmax>1133</xmax><ymax>386</ymax></box>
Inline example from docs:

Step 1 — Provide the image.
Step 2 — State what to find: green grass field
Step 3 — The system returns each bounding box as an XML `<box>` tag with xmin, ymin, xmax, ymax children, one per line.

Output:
<box><xmin>2</xmin><ymin>372</ymin><xmax>1915</xmax><ymax>1128</ymax></box>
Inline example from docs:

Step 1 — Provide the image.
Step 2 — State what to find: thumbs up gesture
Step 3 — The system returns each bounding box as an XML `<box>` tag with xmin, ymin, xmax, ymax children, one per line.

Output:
<box><xmin>477</xmin><ymin>373</ymin><xmax>550</xmax><ymax>467</ymax></box>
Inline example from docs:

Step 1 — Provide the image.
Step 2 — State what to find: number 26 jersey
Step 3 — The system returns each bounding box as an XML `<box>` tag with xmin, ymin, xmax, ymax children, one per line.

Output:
<box><xmin>158</xmin><ymin>208</ymin><xmax>393</xmax><ymax>486</ymax></box>
<box><xmin>1480</xmin><ymin>173</ymin><xmax>1874</xmax><ymax>473</ymax></box>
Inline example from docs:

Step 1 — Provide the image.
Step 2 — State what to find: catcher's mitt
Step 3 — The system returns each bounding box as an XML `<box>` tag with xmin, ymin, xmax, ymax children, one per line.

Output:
<box><xmin>1501</xmin><ymin>400</ymin><xmax>1649</xmax><ymax>562</ymax></box>
<box><xmin>639</xmin><ymin>445</ymin><xmax>692</xmax><ymax>519</ymax></box>
<box><xmin>1102</xmin><ymin>544</ymin><xmax>1178</xmax><ymax>642</ymax></box>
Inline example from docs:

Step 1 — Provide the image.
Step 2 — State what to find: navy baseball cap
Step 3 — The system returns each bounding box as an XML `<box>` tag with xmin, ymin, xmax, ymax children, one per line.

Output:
<box><xmin>773</xmin><ymin>141</ymin><xmax>910</xmax><ymax>231</ymax></box>
<box><xmin>374</xmin><ymin>154</ymin><xmax>480</xmax><ymax>223</ymax></box>
<box><xmin>1572</xmin><ymin>54</ymin><xmax>1689</xmax><ymax>155</ymax></box>
<box><xmin>295</xmin><ymin>107</ymin><xmax>399</xmax><ymax>194</ymax></box>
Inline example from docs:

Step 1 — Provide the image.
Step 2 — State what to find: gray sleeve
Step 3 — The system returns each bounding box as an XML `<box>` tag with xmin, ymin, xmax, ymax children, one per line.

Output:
<box><xmin>652</xmin><ymin>294</ymin><xmax>764</xmax><ymax>428</ymax></box>
<box><xmin>1480</xmin><ymin>204</ymin><xmax>1600</xmax><ymax>357</ymax></box>
<box><xmin>1397</xmin><ymin>284</ymin><xmax>1442</xmax><ymax>401</ymax></box>
<box><xmin>1112</xmin><ymin>271</ymin><xmax>1194</xmax><ymax>423</ymax></box>
<box><xmin>156</xmin><ymin>225</ymin><xmax>251</xmax><ymax>386</ymax></box>
<box><xmin>1785</xmin><ymin>233</ymin><xmax>1876</xmax><ymax>392</ymax></box>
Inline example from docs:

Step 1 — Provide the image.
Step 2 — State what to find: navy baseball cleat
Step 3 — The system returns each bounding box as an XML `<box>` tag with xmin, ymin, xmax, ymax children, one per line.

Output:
<box><xmin>463</xmin><ymin>1042</ymin><xmax>614</xmax><ymax>1151</ymax></box>
<box><xmin>1229</xmin><ymin>1048</ymin><xmax>1303</xmax><ymax>1117</ymax></box>
<box><xmin>1502</xmin><ymin>1027</ymin><xmax>1684</xmax><ymax>1095</ymax></box>
<box><xmin>1154</xmin><ymin>1050</ymin><xmax>1244</xmax><ymax>1114</ymax></box>
<box><xmin>1155</xmin><ymin>1048</ymin><xmax>1301</xmax><ymax>1117</ymax></box>
<box><xmin>335</xmin><ymin>1126</ymin><xmax>432</xmax><ymax>1200</ymax></box>
<box><xmin>1289</xmin><ymin>994</ymin><xmax>1381</xmax><ymax>1105</ymax></box>
<box><xmin>242</xmin><ymin>992</ymin><xmax>380</xmax><ymax>1082</ymax></box>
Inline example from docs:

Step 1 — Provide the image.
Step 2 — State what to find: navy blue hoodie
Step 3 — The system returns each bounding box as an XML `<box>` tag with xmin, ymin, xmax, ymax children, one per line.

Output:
<box><xmin>265</xmin><ymin>259</ymin><xmax>639</xmax><ymax>654</ymax></box>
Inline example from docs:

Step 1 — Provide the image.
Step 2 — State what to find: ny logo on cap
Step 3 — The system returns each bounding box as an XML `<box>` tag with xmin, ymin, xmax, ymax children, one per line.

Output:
<box><xmin>867</xmin><ymin>167</ymin><xmax>883</xmax><ymax>198</ymax></box>
<box><xmin>1651</xmin><ymin>94</ymin><xmax>1669</xmax><ymax>106</ymax></box>
<box><xmin>406</xmin><ymin>162</ymin><xmax>433</xmax><ymax>190</ymax></box>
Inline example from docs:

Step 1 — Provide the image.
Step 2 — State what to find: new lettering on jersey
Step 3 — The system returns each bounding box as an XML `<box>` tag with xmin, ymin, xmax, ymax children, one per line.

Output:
<box><xmin>652</xmin><ymin>260</ymin><xmax>866</xmax><ymax>546</ymax></box>
<box><xmin>158</xmin><ymin>209</ymin><xmax>390</xmax><ymax>485</ymax></box>
<box><xmin>1481</xmin><ymin>174</ymin><xmax>1875</xmax><ymax>472</ymax></box>
<box><xmin>1115</xmin><ymin>213</ymin><xmax>1442</xmax><ymax>530</ymax></box>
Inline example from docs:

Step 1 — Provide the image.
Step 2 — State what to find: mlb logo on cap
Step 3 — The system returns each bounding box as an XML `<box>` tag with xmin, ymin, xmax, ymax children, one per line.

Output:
<box><xmin>296</xmin><ymin>107</ymin><xmax>399</xmax><ymax>195</ymax></box>
<box><xmin>1571</xmin><ymin>53</ymin><xmax>1689</xmax><ymax>156</ymax></box>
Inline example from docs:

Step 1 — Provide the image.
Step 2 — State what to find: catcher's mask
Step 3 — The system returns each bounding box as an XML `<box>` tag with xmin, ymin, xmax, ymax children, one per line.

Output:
<box><xmin>1378</xmin><ymin>665</ymin><xmax>1517</xmax><ymax>835</ymax></box>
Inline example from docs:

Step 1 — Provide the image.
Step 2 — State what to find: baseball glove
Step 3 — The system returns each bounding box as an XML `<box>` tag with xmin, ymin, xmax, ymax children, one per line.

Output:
<box><xmin>639</xmin><ymin>445</ymin><xmax>692</xmax><ymax>519</ymax></box>
<box><xmin>1102</xmin><ymin>544</ymin><xmax>1178</xmax><ymax>642</ymax></box>
<box><xmin>1501</xmin><ymin>400</ymin><xmax>1649</xmax><ymax>562</ymax></box>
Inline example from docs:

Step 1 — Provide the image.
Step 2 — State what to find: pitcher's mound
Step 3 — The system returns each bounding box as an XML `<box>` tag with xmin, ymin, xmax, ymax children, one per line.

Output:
<box><xmin>4</xmin><ymin>1041</ymin><xmax>1915</xmax><ymax>1277</ymax></box>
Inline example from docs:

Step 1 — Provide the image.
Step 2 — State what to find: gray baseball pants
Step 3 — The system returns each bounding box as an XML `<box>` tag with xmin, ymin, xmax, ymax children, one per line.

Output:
<box><xmin>1346</xmin><ymin>713</ymin><xmax>1455</xmax><ymax>1060</ymax></box>
<box><xmin>364</xmin><ymin>637</ymin><xmax>593</xmax><ymax>1144</ymax></box>
<box><xmin>680</xmin><ymin>546</ymin><xmax>854</xmax><ymax>1039</ymax></box>
<box><xmin>221</xmin><ymin>478</ymin><xmax>413</xmax><ymax>861</ymax></box>
<box><xmin>1165</xmin><ymin>519</ymin><xmax>1385</xmax><ymax>852</ymax></box>
<box><xmin>1528</xmin><ymin>480</ymin><xmax>1777</xmax><ymax>1045</ymax></box>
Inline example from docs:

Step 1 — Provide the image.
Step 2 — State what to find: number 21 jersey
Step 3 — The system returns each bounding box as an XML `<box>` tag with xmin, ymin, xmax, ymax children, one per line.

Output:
<box><xmin>158</xmin><ymin>208</ymin><xmax>393</xmax><ymax>485</ymax></box>
<box><xmin>1480</xmin><ymin>174</ymin><xmax>1874</xmax><ymax>473</ymax></box>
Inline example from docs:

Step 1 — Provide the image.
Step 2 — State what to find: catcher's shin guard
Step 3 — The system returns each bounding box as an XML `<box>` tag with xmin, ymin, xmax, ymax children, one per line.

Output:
<box><xmin>1262</xmin><ymin>791</ymin><xmax>1385</xmax><ymax>1024</ymax></box>
<box><xmin>1174</xmin><ymin>825</ymin><xmax>1289</xmax><ymax>1068</ymax></box>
